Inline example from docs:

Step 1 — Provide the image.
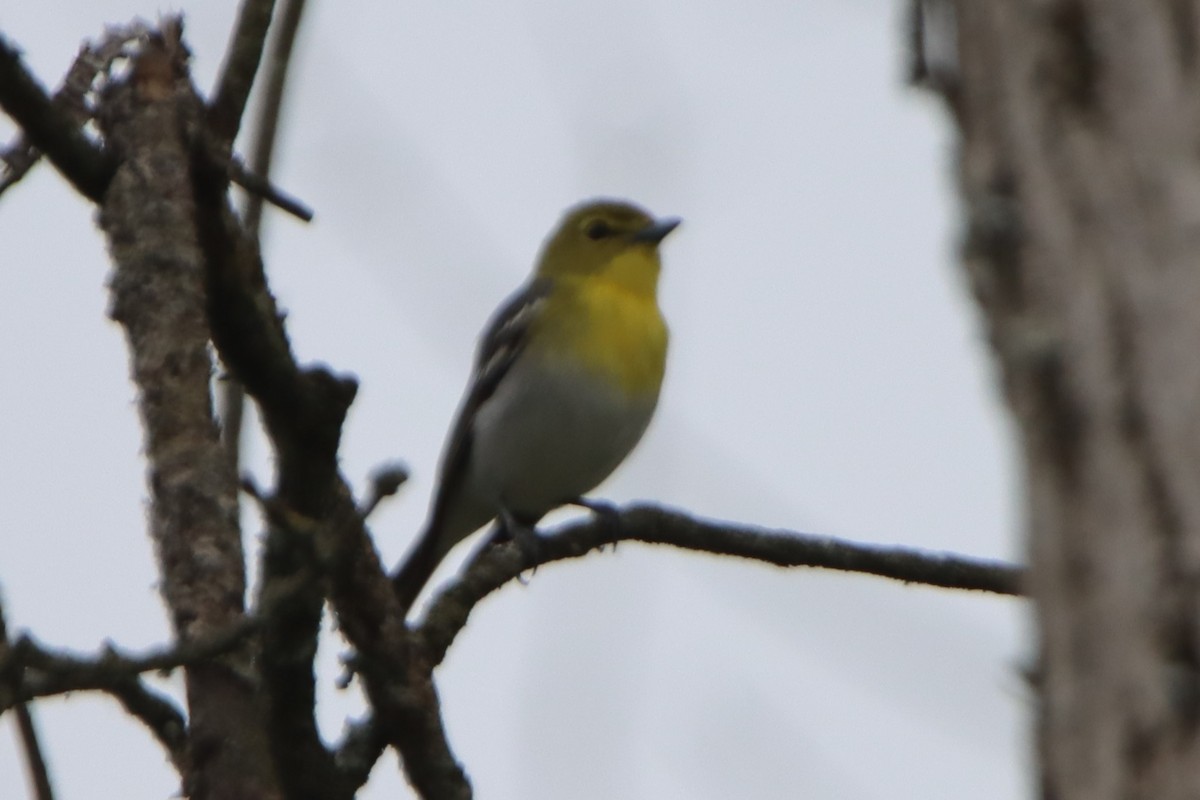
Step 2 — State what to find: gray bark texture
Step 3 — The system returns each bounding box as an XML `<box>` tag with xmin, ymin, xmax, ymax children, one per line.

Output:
<box><xmin>98</xmin><ymin>35</ymin><xmax>281</xmax><ymax>800</ymax></box>
<box><xmin>948</xmin><ymin>1</ymin><xmax>1200</xmax><ymax>797</ymax></box>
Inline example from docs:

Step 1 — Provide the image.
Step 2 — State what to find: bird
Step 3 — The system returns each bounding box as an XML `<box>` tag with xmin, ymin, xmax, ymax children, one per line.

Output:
<box><xmin>393</xmin><ymin>198</ymin><xmax>679</xmax><ymax>613</ymax></box>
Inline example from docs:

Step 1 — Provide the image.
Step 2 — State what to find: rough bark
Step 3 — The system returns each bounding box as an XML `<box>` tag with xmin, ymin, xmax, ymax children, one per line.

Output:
<box><xmin>947</xmin><ymin>1</ymin><xmax>1200</xmax><ymax>797</ymax></box>
<box><xmin>98</xmin><ymin>33</ymin><xmax>280</xmax><ymax>800</ymax></box>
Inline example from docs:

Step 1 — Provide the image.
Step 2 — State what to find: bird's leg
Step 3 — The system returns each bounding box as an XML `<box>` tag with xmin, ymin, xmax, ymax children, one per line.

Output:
<box><xmin>497</xmin><ymin>507</ymin><xmax>544</xmax><ymax>577</ymax></box>
<box><xmin>570</xmin><ymin>496</ymin><xmax>622</xmax><ymax>551</ymax></box>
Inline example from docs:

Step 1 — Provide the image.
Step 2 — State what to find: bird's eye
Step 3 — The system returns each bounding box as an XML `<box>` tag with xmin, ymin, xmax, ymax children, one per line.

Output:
<box><xmin>584</xmin><ymin>219</ymin><xmax>614</xmax><ymax>240</ymax></box>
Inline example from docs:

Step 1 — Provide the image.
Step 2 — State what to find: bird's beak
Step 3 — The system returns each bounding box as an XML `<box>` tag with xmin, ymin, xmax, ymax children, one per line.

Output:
<box><xmin>631</xmin><ymin>217</ymin><xmax>681</xmax><ymax>245</ymax></box>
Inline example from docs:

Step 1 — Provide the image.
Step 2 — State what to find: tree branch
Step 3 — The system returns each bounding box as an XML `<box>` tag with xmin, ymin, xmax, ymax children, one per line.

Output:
<box><xmin>1</xmin><ymin>618</ymin><xmax>259</xmax><ymax>773</ymax></box>
<box><xmin>0</xmin><ymin>23</ymin><xmax>144</xmax><ymax>198</ymax></box>
<box><xmin>229</xmin><ymin>155</ymin><xmax>313</xmax><ymax>221</ymax></box>
<box><xmin>193</xmin><ymin>104</ymin><xmax>355</xmax><ymax>800</ymax></box>
<box><xmin>0</xmin><ymin>32</ymin><xmax>115</xmax><ymax>200</ymax></box>
<box><xmin>0</xmin><ymin>597</ymin><xmax>55</xmax><ymax>800</ymax></box>
<box><xmin>0</xmin><ymin>596</ymin><xmax>229</xmax><ymax>777</ymax></box>
<box><xmin>221</xmin><ymin>0</ymin><xmax>312</xmax><ymax>480</ymax></box>
<box><xmin>319</xmin><ymin>488</ymin><xmax>471</xmax><ymax>799</ymax></box>
<box><xmin>7</xmin><ymin>619</ymin><xmax>259</xmax><ymax>702</ymax></box>
<box><xmin>360</xmin><ymin>462</ymin><xmax>410</xmax><ymax>518</ymax></box>
<box><xmin>415</xmin><ymin>503</ymin><xmax>1025</xmax><ymax>665</ymax></box>
<box><xmin>98</xmin><ymin>24</ymin><xmax>279</xmax><ymax>798</ymax></box>
<box><xmin>196</xmin><ymin>23</ymin><xmax>475</xmax><ymax>785</ymax></box>
<box><xmin>255</xmin><ymin>507</ymin><xmax>350</xmax><ymax>799</ymax></box>
<box><xmin>240</xmin><ymin>0</ymin><xmax>307</xmax><ymax>237</ymax></box>
<box><xmin>104</xmin><ymin>678</ymin><xmax>190</xmax><ymax>771</ymax></box>
<box><xmin>208</xmin><ymin>0</ymin><xmax>277</xmax><ymax>141</ymax></box>
<box><xmin>13</xmin><ymin>703</ymin><xmax>54</xmax><ymax>800</ymax></box>
<box><xmin>333</xmin><ymin>716</ymin><xmax>386</xmax><ymax>793</ymax></box>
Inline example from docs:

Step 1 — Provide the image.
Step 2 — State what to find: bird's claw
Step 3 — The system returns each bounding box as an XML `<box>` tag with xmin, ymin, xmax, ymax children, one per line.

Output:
<box><xmin>571</xmin><ymin>496</ymin><xmax>622</xmax><ymax>551</ymax></box>
<box><xmin>499</xmin><ymin>508</ymin><xmax>544</xmax><ymax>577</ymax></box>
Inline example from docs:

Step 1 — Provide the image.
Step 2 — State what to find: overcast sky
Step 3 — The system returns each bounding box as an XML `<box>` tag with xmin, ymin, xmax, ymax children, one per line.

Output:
<box><xmin>0</xmin><ymin>2</ymin><xmax>1027</xmax><ymax>798</ymax></box>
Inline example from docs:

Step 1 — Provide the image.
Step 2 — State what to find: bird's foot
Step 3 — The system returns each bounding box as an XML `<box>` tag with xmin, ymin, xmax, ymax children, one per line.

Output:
<box><xmin>498</xmin><ymin>508</ymin><xmax>544</xmax><ymax>580</ymax></box>
<box><xmin>571</xmin><ymin>496</ymin><xmax>622</xmax><ymax>552</ymax></box>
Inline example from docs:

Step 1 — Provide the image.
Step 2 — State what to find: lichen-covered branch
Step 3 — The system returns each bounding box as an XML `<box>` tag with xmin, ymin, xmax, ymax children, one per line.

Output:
<box><xmin>97</xmin><ymin>24</ymin><xmax>277</xmax><ymax>800</ymax></box>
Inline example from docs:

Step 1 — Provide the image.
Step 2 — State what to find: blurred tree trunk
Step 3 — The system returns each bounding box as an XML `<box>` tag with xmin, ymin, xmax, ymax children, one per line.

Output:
<box><xmin>945</xmin><ymin>2</ymin><xmax>1200</xmax><ymax>797</ymax></box>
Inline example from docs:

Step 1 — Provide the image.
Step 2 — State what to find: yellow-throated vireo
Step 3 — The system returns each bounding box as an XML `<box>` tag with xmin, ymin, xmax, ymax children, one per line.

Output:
<box><xmin>394</xmin><ymin>199</ymin><xmax>679</xmax><ymax>611</ymax></box>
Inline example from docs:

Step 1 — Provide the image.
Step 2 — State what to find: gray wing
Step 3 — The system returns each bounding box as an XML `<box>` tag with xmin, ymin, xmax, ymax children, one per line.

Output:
<box><xmin>394</xmin><ymin>278</ymin><xmax>552</xmax><ymax>611</ymax></box>
<box><xmin>426</xmin><ymin>277</ymin><xmax>552</xmax><ymax>531</ymax></box>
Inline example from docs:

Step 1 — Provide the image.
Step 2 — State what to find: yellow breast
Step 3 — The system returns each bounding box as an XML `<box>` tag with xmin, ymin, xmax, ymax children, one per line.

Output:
<box><xmin>534</xmin><ymin>274</ymin><xmax>669</xmax><ymax>397</ymax></box>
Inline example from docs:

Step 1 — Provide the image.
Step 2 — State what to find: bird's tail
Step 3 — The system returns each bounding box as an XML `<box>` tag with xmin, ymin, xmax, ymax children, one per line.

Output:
<box><xmin>392</xmin><ymin>528</ymin><xmax>443</xmax><ymax>616</ymax></box>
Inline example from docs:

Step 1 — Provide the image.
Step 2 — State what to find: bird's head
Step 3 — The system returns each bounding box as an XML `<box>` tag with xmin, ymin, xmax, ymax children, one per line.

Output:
<box><xmin>536</xmin><ymin>199</ymin><xmax>680</xmax><ymax>296</ymax></box>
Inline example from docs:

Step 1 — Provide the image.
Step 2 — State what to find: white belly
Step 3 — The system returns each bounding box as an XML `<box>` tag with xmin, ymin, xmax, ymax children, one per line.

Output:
<box><xmin>465</xmin><ymin>352</ymin><xmax>659</xmax><ymax>520</ymax></box>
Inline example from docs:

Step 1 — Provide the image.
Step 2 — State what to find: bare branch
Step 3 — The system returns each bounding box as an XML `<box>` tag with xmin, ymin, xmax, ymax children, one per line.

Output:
<box><xmin>415</xmin><ymin>503</ymin><xmax>1025</xmax><ymax>665</ymax></box>
<box><xmin>15</xmin><ymin>656</ymin><xmax>191</xmax><ymax>773</ymax></box>
<box><xmin>191</xmin><ymin>131</ymin><xmax>357</xmax><ymax>458</ymax></box>
<box><xmin>318</xmin><ymin>489</ymin><xmax>471</xmax><ymax>798</ymax></box>
<box><xmin>102</xmin><ymin>24</ymin><xmax>250</xmax><ymax>645</ymax></box>
<box><xmin>13</xmin><ymin>704</ymin><xmax>55</xmax><ymax>800</ymax></box>
<box><xmin>256</xmin><ymin>511</ymin><xmax>349</xmax><ymax>798</ymax></box>
<box><xmin>0</xmin><ymin>598</ymin><xmax>55</xmax><ymax>800</ymax></box>
<box><xmin>9</xmin><ymin>619</ymin><xmax>259</xmax><ymax>700</ymax></box>
<box><xmin>98</xmin><ymin>24</ymin><xmax>280</xmax><ymax>798</ymax></box>
<box><xmin>240</xmin><ymin>0</ymin><xmax>308</xmax><ymax>236</ymax></box>
<box><xmin>0</xmin><ymin>24</ymin><xmax>143</xmax><ymax>197</ymax></box>
<box><xmin>208</xmin><ymin>0</ymin><xmax>277</xmax><ymax>141</ymax></box>
<box><xmin>334</xmin><ymin>716</ymin><xmax>386</xmax><ymax>792</ymax></box>
<box><xmin>195</xmin><ymin>64</ymin><xmax>376</xmax><ymax>795</ymax></box>
<box><xmin>104</xmin><ymin>678</ymin><xmax>190</xmax><ymax>770</ymax></box>
<box><xmin>243</xmin><ymin>479</ymin><xmax>468</xmax><ymax>795</ymax></box>
<box><xmin>229</xmin><ymin>155</ymin><xmax>313</xmax><ymax>221</ymax></box>
<box><xmin>0</xmin><ymin>23</ymin><xmax>312</xmax><ymax>221</ymax></box>
<box><xmin>0</xmin><ymin>33</ymin><xmax>114</xmax><ymax>200</ymax></box>
<box><xmin>220</xmin><ymin>0</ymin><xmax>312</xmax><ymax>480</ymax></box>
<box><xmin>1</xmin><ymin>616</ymin><xmax>263</xmax><ymax>772</ymax></box>
<box><xmin>6</xmin><ymin>629</ymin><xmax>228</xmax><ymax>772</ymax></box>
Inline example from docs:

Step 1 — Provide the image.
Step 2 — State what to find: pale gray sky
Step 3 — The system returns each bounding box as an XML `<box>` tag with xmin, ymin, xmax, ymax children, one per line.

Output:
<box><xmin>0</xmin><ymin>2</ymin><xmax>1026</xmax><ymax>798</ymax></box>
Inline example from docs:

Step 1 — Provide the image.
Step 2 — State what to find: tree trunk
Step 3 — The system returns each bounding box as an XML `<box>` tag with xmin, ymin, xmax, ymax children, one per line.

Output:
<box><xmin>947</xmin><ymin>1</ymin><xmax>1200</xmax><ymax>797</ymax></box>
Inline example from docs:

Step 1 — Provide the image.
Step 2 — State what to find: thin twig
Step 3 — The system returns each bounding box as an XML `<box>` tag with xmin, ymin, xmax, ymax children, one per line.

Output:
<box><xmin>360</xmin><ymin>462</ymin><xmax>410</xmax><ymax>518</ymax></box>
<box><xmin>14</xmin><ymin>704</ymin><xmax>55</xmax><ymax>800</ymax></box>
<box><xmin>230</xmin><ymin>156</ymin><xmax>313</xmax><ymax>221</ymax></box>
<box><xmin>105</xmin><ymin>677</ymin><xmax>189</xmax><ymax>771</ymax></box>
<box><xmin>241</xmin><ymin>0</ymin><xmax>307</xmax><ymax>237</ymax></box>
<box><xmin>0</xmin><ymin>596</ymin><xmax>55</xmax><ymax>800</ymax></box>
